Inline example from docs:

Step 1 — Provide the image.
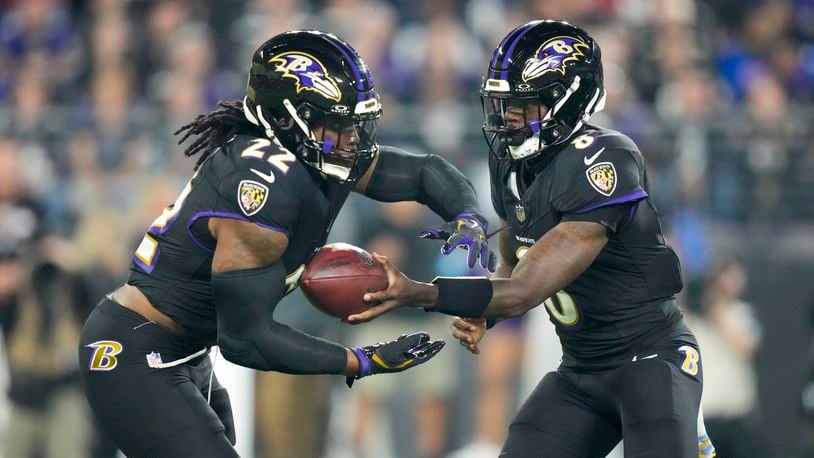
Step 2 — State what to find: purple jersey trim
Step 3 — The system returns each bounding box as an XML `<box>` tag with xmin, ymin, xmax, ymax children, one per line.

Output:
<box><xmin>133</xmin><ymin>247</ymin><xmax>159</xmax><ymax>274</ymax></box>
<box><xmin>149</xmin><ymin>214</ymin><xmax>180</xmax><ymax>235</ymax></box>
<box><xmin>186</xmin><ymin>211</ymin><xmax>290</xmax><ymax>253</ymax></box>
<box><xmin>575</xmin><ymin>189</ymin><xmax>648</xmax><ymax>214</ymax></box>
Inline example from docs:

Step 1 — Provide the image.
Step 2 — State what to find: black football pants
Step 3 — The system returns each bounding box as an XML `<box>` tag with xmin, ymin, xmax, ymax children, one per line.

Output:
<box><xmin>501</xmin><ymin>335</ymin><xmax>704</xmax><ymax>457</ymax></box>
<box><xmin>79</xmin><ymin>299</ymin><xmax>237</xmax><ymax>458</ymax></box>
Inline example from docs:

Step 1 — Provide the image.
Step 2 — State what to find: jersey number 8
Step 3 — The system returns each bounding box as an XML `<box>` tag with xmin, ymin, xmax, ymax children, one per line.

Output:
<box><xmin>543</xmin><ymin>290</ymin><xmax>580</xmax><ymax>327</ymax></box>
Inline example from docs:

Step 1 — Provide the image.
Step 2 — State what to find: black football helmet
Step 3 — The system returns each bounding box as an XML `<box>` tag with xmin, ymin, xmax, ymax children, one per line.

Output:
<box><xmin>243</xmin><ymin>30</ymin><xmax>382</xmax><ymax>183</ymax></box>
<box><xmin>480</xmin><ymin>20</ymin><xmax>605</xmax><ymax>161</ymax></box>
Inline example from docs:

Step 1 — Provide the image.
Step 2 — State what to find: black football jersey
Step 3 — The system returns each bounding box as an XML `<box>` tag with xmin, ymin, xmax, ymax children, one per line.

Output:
<box><xmin>490</xmin><ymin>125</ymin><xmax>684</xmax><ymax>367</ymax></box>
<box><xmin>128</xmin><ymin>134</ymin><xmax>352</xmax><ymax>344</ymax></box>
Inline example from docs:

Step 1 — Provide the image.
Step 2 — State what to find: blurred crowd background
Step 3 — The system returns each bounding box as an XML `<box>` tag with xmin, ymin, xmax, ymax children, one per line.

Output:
<box><xmin>0</xmin><ymin>0</ymin><xmax>813</xmax><ymax>457</ymax></box>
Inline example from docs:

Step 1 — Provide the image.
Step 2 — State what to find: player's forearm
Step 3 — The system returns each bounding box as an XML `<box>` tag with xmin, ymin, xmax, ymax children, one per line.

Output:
<box><xmin>218</xmin><ymin>323</ymin><xmax>349</xmax><ymax>374</ymax></box>
<box><xmin>212</xmin><ymin>262</ymin><xmax>350</xmax><ymax>375</ymax></box>
<box><xmin>423</xmin><ymin>221</ymin><xmax>607</xmax><ymax>318</ymax></box>
<box><xmin>413</xmin><ymin>277</ymin><xmax>534</xmax><ymax>319</ymax></box>
<box><xmin>362</xmin><ymin>146</ymin><xmax>478</xmax><ymax>221</ymax></box>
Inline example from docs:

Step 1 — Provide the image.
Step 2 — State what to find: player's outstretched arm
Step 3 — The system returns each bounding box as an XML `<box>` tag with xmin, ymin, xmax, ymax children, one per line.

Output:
<box><xmin>208</xmin><ymin>218</ymin><xmax>446</xmax><ymax>381</ymax></box>
<box><xmin>209</xmin><ymin>217</ymin><xmax>357</xmax><ymax>375</ymax></box>
<box><xmin>346</xmin><ymin>220</ymin><xmax>608</xmax><ymax>323</ymax></box>
<box><xmin>353</xmin><ymin>146</ymin><xmax>497</xmax><ymax>271</ymax></box>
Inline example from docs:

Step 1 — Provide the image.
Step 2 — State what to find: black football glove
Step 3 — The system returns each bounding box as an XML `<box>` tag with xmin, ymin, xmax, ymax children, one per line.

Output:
<box><xmin>347</xmin><ymin>332</ymin><xmax>445</xmax><ymax>387</ymax></box>
<box><xmin>420</xmin><ymin>212</ymin><xmax>497</xmax><ymax>272</ymax></box>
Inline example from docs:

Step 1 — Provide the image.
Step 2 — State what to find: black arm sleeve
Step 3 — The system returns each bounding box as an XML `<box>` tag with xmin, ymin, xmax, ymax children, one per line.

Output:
<box><xmin>212</xmin><ymin>262</ymin><xmax>347</xmax><ymax>374</ymax></box>
<box><xmin>363</xmin><ymin>146</ymin><xmax>479</xmax><ymax>221</ymax></box>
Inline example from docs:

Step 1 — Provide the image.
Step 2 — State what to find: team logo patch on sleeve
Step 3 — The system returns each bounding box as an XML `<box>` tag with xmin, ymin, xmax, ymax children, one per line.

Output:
<box><xmin>586</xmin><ymin>162</ymin><xmax>617</xmax><ymax>196</ymax></box>
<box><xmin>238</xmin><ymin>180</ymin><xmax>269</xmax><ymax>216</ymax></box>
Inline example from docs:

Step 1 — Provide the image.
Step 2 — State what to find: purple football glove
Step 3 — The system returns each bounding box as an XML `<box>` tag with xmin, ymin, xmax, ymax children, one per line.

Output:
<box><xmin>420</xmin><ymin>212</ymin><xmax>497</xmax><ymax>272</ymax></box>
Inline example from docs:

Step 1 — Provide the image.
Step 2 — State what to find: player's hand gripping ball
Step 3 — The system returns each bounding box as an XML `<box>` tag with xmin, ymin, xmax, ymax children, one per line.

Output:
<box><xmin>300</xmin><ymin>243</ymin><xmax>387</xmax><ymax>319</ymax></box>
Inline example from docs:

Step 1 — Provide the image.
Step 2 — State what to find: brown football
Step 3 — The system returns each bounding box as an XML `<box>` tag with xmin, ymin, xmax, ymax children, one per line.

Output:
<box><xmin>300</xmin><ymin>242</ymin><xmax>388</xmax><ymax>319</ymax></box>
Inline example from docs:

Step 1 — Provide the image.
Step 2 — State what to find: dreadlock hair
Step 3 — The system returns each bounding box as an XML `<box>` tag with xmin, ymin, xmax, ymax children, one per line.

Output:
<box><xmin>174</xmin><ymin>100</ymin><xmax>267</xmax><ymax>169</ymax></box>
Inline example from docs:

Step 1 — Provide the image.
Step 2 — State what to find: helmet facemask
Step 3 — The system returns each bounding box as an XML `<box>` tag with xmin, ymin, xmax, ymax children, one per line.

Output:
<box><xmin>481</xmin><ymin>76</ymin><xmax>600</xmax><ymax>161</ymax></box>
<box><xmin>244</xmin><ymin>95</ymin><xmax>382</xmax><ymax>183</ymax></box>
<box><xmin>301</xmin><ymin>107</ymin><xmax>380</xmax><ymax>183</ymax></box>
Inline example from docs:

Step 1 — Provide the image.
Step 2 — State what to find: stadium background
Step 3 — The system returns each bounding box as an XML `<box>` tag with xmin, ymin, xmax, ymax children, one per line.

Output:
<box><xmin>0</xmin><ymin>0</ymin><xmax>813</xmax><ymax>457</ymax></box>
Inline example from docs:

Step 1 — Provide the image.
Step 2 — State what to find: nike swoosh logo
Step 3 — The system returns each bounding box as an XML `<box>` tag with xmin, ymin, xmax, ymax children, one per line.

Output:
<box><xmin>632</xmin><ymin>353</ymin><xmax>658</xmax><ymax>362</ymax></box>
<box><xmin>250</xmin><ymin>168</ymin><xmax>275</xmax><ymax>184</ymax></box>
<box><xmin>583</xmin><ymin>147</ymin><xmax>606</xmax><ymax>166</ymax></box>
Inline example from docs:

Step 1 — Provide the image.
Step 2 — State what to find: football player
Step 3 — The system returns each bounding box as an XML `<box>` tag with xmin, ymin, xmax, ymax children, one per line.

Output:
<box><xmin>78</xmin><ymin>30</ymin><xmax>496</xmax><ymax>457</ymax></box>
<box><xmin>348</xmin><ymin>20</ymin><xmax>716</xmax><ymax>457</ymax></box>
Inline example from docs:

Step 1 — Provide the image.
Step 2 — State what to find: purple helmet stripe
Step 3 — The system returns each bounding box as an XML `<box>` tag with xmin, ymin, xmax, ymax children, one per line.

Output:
<box><xmin>322</xmin><ymin>35</ymin><xmax>372</xmax><ymax>97</ymax></box>
<box><xmin>491</xmin><ymin>24</ymin><xmax>525</xmax><ymax>69</ymax></box>
<box><xmin>500</xmin><ymin>22</ymin><xmax>540</xmax><ymax>80</ymax></box>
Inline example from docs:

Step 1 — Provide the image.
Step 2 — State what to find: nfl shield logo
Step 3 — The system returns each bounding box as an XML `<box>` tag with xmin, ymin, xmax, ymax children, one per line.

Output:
<box><xmin>146</xmin><ymin>351</ymin><xmax>163</xmax><ymax>368</ymax></box>
<box><xmin>238</xmin><ymin>180</ymin><xmax>269</xmax><ymax>216</ymax></box>
<box><xmin>515</xmin><ymin>204</ymin><xmax>526</xmax><ymax>222</ymax></box>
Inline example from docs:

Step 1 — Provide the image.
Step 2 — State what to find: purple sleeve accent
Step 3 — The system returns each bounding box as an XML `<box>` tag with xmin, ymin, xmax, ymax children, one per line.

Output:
<box><xmin>186</xmin><ymin>211</ymin><xmax>290</xmax><ymax>253</ymax></box>
<box><xmin>353</xmin><ymin>348</ymin><xmax>372</xmax><ymax>377</ymax></box>
<box><xmin>575</xmin><ymin>189</ymin><xmax>648</xmax><ymax>214</ymax></box>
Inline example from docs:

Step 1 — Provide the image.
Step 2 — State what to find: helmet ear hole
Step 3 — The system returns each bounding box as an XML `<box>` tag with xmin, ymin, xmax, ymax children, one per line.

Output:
<box><xmin>276</xmin><ymin>117</ymin><xmax>295</xmax><ymax>131</ymax></box>
<box><xmin>299</xmin><ymin>106</ymin><xmax>314</xmax><ymax>121</ymax></box>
